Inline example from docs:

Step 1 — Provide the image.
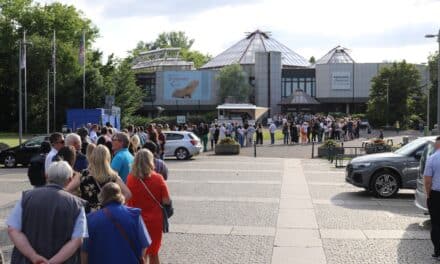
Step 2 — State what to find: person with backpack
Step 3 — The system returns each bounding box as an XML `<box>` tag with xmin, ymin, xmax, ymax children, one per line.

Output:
<box><xmin>27</xmin><ymin>142</ymin><xmax>51</xmax><ymax>187</ymax></box>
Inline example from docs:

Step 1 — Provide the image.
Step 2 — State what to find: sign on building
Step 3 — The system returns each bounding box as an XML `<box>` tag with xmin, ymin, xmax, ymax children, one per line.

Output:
<box><xmin>331</xmin><ymin>72</ymin><xmax>351</xmax><ymax>90</ymax></box>
<box><xmin>176</xmin><ymin>115</ymin><xmax>186</xmax><ymax>124</ymax></box>
<box><xmin>163</xmin><ymin>71</ymin><xmax>212</xmax><ymax>100</ymax></box>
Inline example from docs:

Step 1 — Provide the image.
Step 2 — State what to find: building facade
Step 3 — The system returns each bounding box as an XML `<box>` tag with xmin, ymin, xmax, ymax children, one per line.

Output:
<box><xmin>133</xmin><ymin>31</ymin><xmax>428</xmax><ymax>118</ymax></box>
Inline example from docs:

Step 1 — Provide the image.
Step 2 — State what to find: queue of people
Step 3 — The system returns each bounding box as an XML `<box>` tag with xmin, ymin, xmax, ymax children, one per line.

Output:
<box><xmin>8</xmin><ymin>122</ymin><xmax>172</xmax><ymax>264</ymax></box>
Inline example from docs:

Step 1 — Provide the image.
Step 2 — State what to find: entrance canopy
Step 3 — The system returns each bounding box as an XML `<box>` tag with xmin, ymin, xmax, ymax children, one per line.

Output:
<box><xmin>216</xmin><ymin>103</ymin><xmax>269</xmax><ymax>125</ymax></box>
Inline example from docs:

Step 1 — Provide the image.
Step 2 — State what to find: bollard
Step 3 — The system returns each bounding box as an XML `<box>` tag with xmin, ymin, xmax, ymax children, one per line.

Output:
<box><xmin>254</xmin><ymin>140</ymin><xmax>257</xmax><ymax>157</ymax></box>
<box><xmin>311</xmin><ymin>142</ymin><xmax>315</xmax><ymax>159</ymax></box>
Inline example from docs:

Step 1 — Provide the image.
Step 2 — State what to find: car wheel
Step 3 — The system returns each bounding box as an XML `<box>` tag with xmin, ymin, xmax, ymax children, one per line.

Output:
<box><xmin>370</xmin><ymin>171</ymin><xmax>400</xmax><ymax>198</ymax></box>
<box><xmin>175</xmin><ymin>148</ymin><xmax>189</xmax><ymax>160</ymax></box>
<box><xmin>4</xmin><ymin>154</ymin><xmax>16</xmax><ymax>168</ymax></box>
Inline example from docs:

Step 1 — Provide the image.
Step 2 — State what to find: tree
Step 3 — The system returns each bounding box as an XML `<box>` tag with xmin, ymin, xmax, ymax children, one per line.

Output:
<box><xmin>366</xmin><ymin>61</ymin><xmax>421</xmax><ymax>127</ymax></box>
<box><xmin>309</xmin><ymin>56</ymin><xmax>316</xmax><ymax>64</ymax></box>
<box><xmin>217</xmin><ymin>64</ymin><xmax>251</xmax><ymax>103</ymax></box>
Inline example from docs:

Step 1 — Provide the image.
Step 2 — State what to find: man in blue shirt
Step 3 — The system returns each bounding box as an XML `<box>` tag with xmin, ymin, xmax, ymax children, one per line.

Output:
<box><xmin>111</xmin><ymin>132</ymin><xmax>134</xmax><ymax>182</ymax></box>
<box><xmin>424</xmin><ymin>136</ymin><xmax>440</xmax><ymax>259</ymax></box>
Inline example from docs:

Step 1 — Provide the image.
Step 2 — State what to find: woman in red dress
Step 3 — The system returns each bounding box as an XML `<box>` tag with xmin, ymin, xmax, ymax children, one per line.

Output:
<box><xmin>126</xmin><ymin>149</ymin><xmax>171</xmax><ymax>264</ymax></box>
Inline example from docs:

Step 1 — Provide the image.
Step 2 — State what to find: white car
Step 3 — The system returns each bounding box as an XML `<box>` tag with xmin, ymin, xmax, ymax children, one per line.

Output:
<box><xmin>164</xmin><ymin>131</ymin><xmax>203</xmax><ymax>160</ymax></box>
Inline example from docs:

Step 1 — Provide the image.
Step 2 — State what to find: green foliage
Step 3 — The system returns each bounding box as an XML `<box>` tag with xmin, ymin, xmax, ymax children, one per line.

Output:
<box><xmin>0</xmin><ymin>1</ymin><xmax>140</xmax><ymax>132</ymax></box>
<box><xmin>366</xmin><ymin>61</ymin><xmax>421</xmax><ymax>127</ymax></box>
<box><xmin>217</xmin><ymin>64</ymin><xmax>251</xmax><ymax>103</ymax></box>
<box><xmin>428</xmin><ymin>52</ymin><xmax>439</xmax><ymax>128</ymax></box>
<box><xmin>309</xmin><ymin>56</ymin><xmax>316</xmax><ymax>64</ymax></box>
<box><xmin>124</xmin><ymin>115</ymin><xmax>152</xmax><ymax>127</ymax></box>
<box><xmin>351</xmin><ymin>113</ymin><xmax>366</xmax><ymax>120</ymax></box>
<box><xmin>218</xmin><ymin>137</ymin><xmax>238</xmax><ymax>145</ymax></box>
<box><xmin>319</xmin><ymin>139</ymin><xmax>340</xmax><ymax>149</ymax></box>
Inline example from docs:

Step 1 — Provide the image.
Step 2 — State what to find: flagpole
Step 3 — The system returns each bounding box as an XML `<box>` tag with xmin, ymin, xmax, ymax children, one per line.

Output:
<box><xmin>53</xmin><ymin>30</ymin><xmax>56</xmax><ymax>132</ymax></box>
<box><xmin>23</xmin><ymin>30</ymin><xmax>27</xmax><ymax>135</ymax></box>
<box><xmin>47</xmin><ymin>70</ymin><xmax>50</xmax><ymax>135</ymax></box>
<box><xmin>18</xmin><ymin>39</ymin><xmax>22</xmax><ymax>145</ymax></box>
<box><xmin>82</xmin><ymin>31</ymin><xmax>86</xmax><ymax>109</ymax></box>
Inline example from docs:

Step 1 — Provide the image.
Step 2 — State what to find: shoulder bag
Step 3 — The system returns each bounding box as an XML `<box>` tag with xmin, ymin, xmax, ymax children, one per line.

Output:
<box><xmin>103</xmin><ymin>207</ymin><xmax>144</xmax><ymax>264</ymax></box>
<box><xmin>138</xmin><ymin>178</ymin><xmax>174</xmax><ymax>233</ymax></box>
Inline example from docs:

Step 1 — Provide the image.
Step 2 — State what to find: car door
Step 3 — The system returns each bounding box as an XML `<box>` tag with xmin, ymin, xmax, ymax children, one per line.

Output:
<box><xmin>402</xmin><ymin>144</ymin><xmax>427</xmax><ymax>188</ymax></box>
<box><xmin>18</xmin><ymin>136</ymin><xmax>44</xmax><ymax>164</ymax></box>
<box><xmin>164</xmin><ymin>133</ymin><xmax>183</xmax><ymax>157</ymax></box>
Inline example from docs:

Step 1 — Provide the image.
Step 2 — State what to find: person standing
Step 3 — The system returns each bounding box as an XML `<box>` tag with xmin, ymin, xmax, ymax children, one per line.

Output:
<box><xmin>143</xmin><ymin>142</ymin><xmax>169</xmax><ymax>180</ymax></box>
<box><xmin>111</xmin><ymin>132</ymin><xmax>134</xmax><ymax>182</ymax></box>
<box><xmin>256</xmin><ymin>123</ymin><xmax>263</xmax><ymax>145</ymax></box>
<box><xmin>127</xmin><ymin>149</ymin><xmax>171</xmax><ymax>264</ymax></box>
<box><xmin>7</xmin><ymin>161</ymin><xmax>88</xmax><ymax>264</ymax></box>
<box><xmin>201</xmin><ymin>123</ymin><xmax>209</xmax><ymax>152</ymax></box>
<box><xmin>282</xmin><ymin>123</ymin><xmax>289</xmax><ymax>144</ymax></box>
<box><xmin>269</xmin><ymin>122</ymin><xmax>276</xmax><ymax>145</ymax></box>
<box><xmin>156</xmin><ymin>124</ymin><xmax>166</xmax><ymax>160</ymax></box>
<box><xmin>247</xmin><ymin>124</ymin><xmax>255</xmax><ymax>147</ymax></box>
<box><xmin>81</xmin><ymin>182</ymin><xmax>151</xmax><ymax>264</ymax></box>
<box><xmin>424</xmin><ymin>136</ymin><xmax>440</xmax><ymax>259</ymax></box>
<box><xmin>209</xmin><ymin>124</ymin><xmax>216</xmax><ymax>150</ymax></box>
<box><xmin>65</xmin><ymin>133</ymin><xmax>88</xmax><ymax>173</ymax></box>
<box><xmin>45</xmin><ymin>132</ymin><xmax>65</xmax><ymax>173</ymax></box>
<box><xmin>395</xmin><ymin>120</ymin><xmax>400</xmax><ymax>134</ymax></box>
<box><xmin>219</xmin><ymin>124</ymin><xmax>226</xmax><ymax>141</ymax></box>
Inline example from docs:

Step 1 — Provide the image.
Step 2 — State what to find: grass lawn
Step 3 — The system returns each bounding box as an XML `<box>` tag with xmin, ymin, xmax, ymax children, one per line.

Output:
<box><xmin>262</xmin><ymin>129</ymin><xmax>284</xmax><ymax>141</ymax></box>
<box><xmin>0</xmin><ymin>133</ymin><xmax>31</xmax><ymax>148</ymax></box>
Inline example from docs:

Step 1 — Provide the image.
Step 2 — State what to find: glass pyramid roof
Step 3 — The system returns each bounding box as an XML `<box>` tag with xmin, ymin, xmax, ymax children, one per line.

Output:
<box><xmin>315</xmin><ymin>46</ymin><xmax>355</xmax><ymax>64</ymax></box>
<box><xmin>201</xmin><ymin>30</ymin><xmax>310</xmax><ymax>69</ymax></box>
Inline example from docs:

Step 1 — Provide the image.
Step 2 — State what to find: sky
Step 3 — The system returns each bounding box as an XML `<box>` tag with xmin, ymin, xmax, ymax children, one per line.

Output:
<box><xmin>37</xmin><ymin>0</ymin><xmax>440</xmax><ymax>64</ymax></box>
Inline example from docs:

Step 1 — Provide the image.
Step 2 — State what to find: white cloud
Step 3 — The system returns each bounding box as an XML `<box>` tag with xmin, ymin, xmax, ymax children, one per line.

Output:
<box><xmin>36</xmin><ymin>0</ymin><xmax>440</xmax><ymax>63</ymax></box>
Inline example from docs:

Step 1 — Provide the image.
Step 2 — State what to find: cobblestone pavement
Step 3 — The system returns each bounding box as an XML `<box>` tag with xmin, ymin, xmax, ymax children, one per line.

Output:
<box><xmin>0</xmin><ymin>132</ymin><xmax>435</xmax><ymax>263</ymax></box>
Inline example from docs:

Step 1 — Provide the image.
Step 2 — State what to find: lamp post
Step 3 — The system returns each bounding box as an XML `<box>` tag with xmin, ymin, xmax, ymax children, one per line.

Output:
<box><xmin>425</xmin><ymin>29</ymin><xmax>440</xmax><ymax>134</ymax></box>
<box><xmin>385</xmin><ymin>79</ymin><xmax>390</xmax><ymax>127</ymax></box>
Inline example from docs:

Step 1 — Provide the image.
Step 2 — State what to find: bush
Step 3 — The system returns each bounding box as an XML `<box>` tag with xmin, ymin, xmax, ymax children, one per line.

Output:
<box><xmin>319</xmin><ymin>139</ymin><xmax>340</xmax><ymax>148</ymax></box>
<box><xmin>351</xmin><ymin>113</ymin><xmax>366</xmax><ymax>120</ymax></box>
<box><xmin>125</xmin><ymin>115</ymin><xmax>152</xmax><ymax>127</ymax></box>
<box><xmin>218</xmin><ymin>138</ymin><xmax>239</xmax><ymax>145</ymax></box>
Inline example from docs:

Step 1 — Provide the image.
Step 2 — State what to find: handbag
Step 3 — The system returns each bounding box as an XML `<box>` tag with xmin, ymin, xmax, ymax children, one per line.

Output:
<box><xmin>138</xmin><ymin>178</ymin><xmax>174</xmax><ymax>233</ymax></box>
<box><xmin>103</xmin><ymin>208</ymin><xmax>144</xmax><ymax>264</ymax></box>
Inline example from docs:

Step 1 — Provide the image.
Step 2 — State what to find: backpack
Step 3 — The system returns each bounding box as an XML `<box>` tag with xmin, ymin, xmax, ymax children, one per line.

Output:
<box><xmin>27</xmin><ymin>154</ymin><xmax>46</xmax><ymax>186</ymax></box>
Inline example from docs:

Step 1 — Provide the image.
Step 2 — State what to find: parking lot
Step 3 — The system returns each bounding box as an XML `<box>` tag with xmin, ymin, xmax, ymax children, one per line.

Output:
<box><xmin>0</xmin><ymin>140</ymin><xmax>435</xmax><ymax>263</ymax></box>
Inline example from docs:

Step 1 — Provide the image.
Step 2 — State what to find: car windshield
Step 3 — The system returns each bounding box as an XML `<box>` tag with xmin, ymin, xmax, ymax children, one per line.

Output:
<box><xmin>394</xmin><ymin>138</ymin><xmax>427</xmax><ymax>156</ymax></box>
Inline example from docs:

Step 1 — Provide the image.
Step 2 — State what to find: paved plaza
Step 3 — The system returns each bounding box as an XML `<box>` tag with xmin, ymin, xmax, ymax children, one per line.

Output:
<box><xmin>0</xmin><ymin>135</ymin><xmax>436</xmax><ymax>263</ymax></box>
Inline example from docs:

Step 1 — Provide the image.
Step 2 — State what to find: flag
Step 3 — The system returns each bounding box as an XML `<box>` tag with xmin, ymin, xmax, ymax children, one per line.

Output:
<box><xmin>20</xmin><ymin>31</ymin><xmax>26</xmax><ymax>69</ymax></box>
<box><xmin>52</xmin><ymin>31</ymin><xmax>56</xmax><ymax>71</ymax></box>
<box><xmin>79</xmin><ymin>31</ymin><xmax>85</xmax><ymax>66</ymax></box>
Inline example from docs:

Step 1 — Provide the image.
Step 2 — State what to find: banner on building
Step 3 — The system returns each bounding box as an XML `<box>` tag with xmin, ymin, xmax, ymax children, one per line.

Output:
<box><xmin>331</xmin><ymin>72</ymin><xmax>351</xmax><ymax>90</ymax></box>
<box><xmin>163</xmin><ymin>71</ymin><xmax>211</xmax><ymax>100</ymax></box>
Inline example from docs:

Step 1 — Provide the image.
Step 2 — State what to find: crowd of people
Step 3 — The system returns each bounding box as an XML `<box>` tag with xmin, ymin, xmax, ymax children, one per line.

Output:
<box><xmin>7</xmin><ymin>123</ymin><xmax>172</xmax><ymax>264</ymax></box>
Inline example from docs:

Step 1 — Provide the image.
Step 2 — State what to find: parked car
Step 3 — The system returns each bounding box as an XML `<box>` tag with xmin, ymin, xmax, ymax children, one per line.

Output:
<box><xmin>414</xmin><ymin>138</ymin><xmax>436</xmax><ymax>212</ymax></box>
<box><xmin>360</xmin><ymin>119</ymin><xmax>370</xmax><ymax>129</ymax></box>
<box><xmin>0</xmin><ymin>135</ymin><xmax>49</xmax><ymax>168</ymax></box>
<box><xmin>346</xmin><ymin>136</ymin><xmax>436</xmax><ymax>198</ymax></box>
<box><xmin>163</xmin><ymin>131</ymin><xmax>202</xmax><ymax>160</ymax></box>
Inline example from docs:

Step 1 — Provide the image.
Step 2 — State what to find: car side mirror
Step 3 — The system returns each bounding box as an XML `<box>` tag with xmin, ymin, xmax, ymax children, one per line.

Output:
<box><xmin>415</xmin><ymin>151</ymin><xmax>423</xmax><ymax>160</ymax></box>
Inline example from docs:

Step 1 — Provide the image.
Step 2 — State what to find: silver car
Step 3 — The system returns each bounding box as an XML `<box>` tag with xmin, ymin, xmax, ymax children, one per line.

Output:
<box><xmin>164</xmin><ymin>131</ymin><xmax>203</xmax><ymax>160</ymax></box>
<box><xmin>346</xmin><ymin>136</ymin><xmax>436</xmax><ymax>198</ymax></box>
<box><xmin>414</xmin><ymin>138</ymin><xmax>436</xmax><ymax>212</ymax></box>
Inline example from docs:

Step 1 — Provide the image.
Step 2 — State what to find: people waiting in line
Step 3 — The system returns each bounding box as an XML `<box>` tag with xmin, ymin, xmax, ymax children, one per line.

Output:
<box><xmin>7</xmin><ymin>161</ymin><xmax>88</xmax><ymax>264</ymax></box>
<box><xmin>126</xmin><ymin>149</ymin><xmax>171</xmax><ymax>264</ymax></box>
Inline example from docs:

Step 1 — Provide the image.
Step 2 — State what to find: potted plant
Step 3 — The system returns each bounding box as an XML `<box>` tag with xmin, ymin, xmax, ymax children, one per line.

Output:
<box><xmin>215</xmin><ymin>138</ymin><xmax>240</xmax><ymax>155</ymax></box>
<box><xmin>317</xmin><ymin>139</ymin><xmax>343</xmax><ymax>158</ymax></box>
<box><xmin>365</xmin><ymin>138</ymin><xmax>392</xmax><ymax>154</ymax></box>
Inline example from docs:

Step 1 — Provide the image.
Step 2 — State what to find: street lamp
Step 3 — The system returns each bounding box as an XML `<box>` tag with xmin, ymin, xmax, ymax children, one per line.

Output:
<box><xmin>425</xmin><ymin>29</ymin><xmax>440</xmax><ymax>134</ymax></box>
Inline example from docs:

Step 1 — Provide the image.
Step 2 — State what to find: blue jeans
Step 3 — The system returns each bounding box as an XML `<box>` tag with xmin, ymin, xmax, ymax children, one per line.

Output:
<box><xmin>283</xmin><ymin>133</ymin><xmax>289</xmax><ymax>144</ymax></box>
<box><xmin>270</xmin><ymin>133</ymin><xmax>275</xmax><ymax>144</ymax></box>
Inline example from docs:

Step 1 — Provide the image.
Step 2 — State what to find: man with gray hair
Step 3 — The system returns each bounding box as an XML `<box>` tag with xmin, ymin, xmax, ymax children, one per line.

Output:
<box><xmin>111</xmin><ymin>132</ymin><xmax>134</xmax><ymax>182</ymax></box>
<box><xmin>65</xmin><ymin>133</ymin><xmax>88</xmax><ymax>172</ymax></box>
<box><xmin>7</xmin><ymin>161</ymin><xmax>88</xmax><ymax>264</ymax></box>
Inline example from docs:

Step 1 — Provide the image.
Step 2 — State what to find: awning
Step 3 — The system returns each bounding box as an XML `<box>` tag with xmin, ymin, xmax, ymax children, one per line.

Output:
<box><xmin>278</xmin><ymin>89</ymin><xmax>320</xmax><ymax>105</ymax></box>
<box><xmin>216</xmin><ymin>104</ymin><xmax>269</xmax><ymax>120</ymax></box>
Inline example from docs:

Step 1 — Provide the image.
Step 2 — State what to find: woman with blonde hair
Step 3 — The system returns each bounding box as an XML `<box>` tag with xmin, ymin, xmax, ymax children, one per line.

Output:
<box><xmin>127</xmin><ymin>149</ymin><xmax>171</xmax><ymax>264</ymax></box>
<box><xmin>66</xmin><ymin>144</ymin><xmax>131</xmax><ymax>212</ymax></box>
<box><xmin>129</xmin><ymin>134</ymin><xmax>141</xmax><ymax>155</ymax></box>
<box><xmin>85</xmin><ymin>143</ymin><xmax>96</xmax><ymax>162</ymax></box>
